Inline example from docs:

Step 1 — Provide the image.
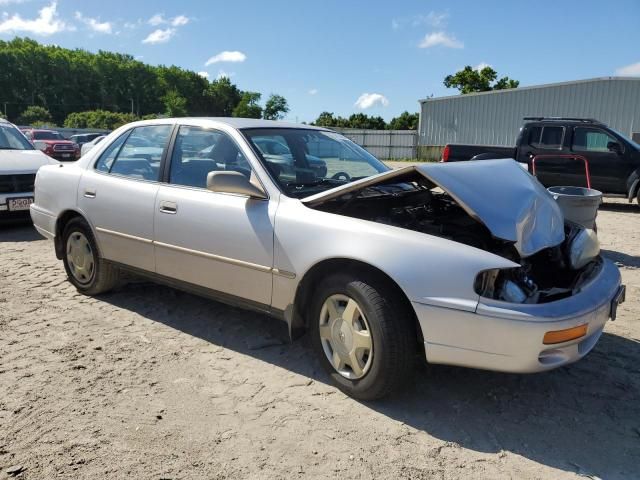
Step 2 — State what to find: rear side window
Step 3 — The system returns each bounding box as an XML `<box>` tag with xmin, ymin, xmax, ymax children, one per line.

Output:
<box><xmin>95</xmin><ymin>125</ymin><xmax>172</xmax><ymax>181</ymax></box>
<box><xmin>528</xmin><ymin>125</ymin><xmax>564</xmax><ymax>149</ymax></box>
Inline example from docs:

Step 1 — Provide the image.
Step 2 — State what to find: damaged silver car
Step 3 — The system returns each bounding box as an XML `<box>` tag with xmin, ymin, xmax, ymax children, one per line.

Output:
<box><xmin>31</xmin><ymin>118</ymin><xmax>625</xmax><ymax>400</ymax></box>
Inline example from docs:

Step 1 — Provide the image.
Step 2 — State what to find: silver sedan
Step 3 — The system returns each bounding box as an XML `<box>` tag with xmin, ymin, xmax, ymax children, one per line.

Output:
<box><xmin>30</xmin><ymin>118</ymin><xmax>625</xmax><ymax>400</ymax></box>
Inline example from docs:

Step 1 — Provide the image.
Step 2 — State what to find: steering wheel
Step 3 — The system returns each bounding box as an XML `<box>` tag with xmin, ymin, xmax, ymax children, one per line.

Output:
<box><xmin>331</xmin><ymin>171</ymin><xmax>351</xmax><ymax>182</ymax></box>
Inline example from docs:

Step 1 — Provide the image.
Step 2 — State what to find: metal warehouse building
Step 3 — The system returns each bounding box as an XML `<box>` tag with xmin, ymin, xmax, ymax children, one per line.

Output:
<box><xmin>418</xmin><ymin>77</ymin><xmax>640</xmax><ymax>158</ymax></box>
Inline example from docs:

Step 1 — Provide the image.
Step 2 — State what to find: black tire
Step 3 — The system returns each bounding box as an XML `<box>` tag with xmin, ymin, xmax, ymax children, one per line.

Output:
<box><xmin>62</xmin><ymin>217</ymin><xmax>119</xmax><ymax>295</ymax></box>
<box><xmin>310</xmin><ymin>273</ymin><xmax>414</xmax><ymax>400</ymax></box>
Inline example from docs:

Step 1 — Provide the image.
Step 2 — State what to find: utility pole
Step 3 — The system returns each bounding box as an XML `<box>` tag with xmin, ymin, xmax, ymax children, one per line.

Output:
<box><xmin>130</xmin><ymin>98</ymin><xmax>134</xmax><ymax>114</ymax></box>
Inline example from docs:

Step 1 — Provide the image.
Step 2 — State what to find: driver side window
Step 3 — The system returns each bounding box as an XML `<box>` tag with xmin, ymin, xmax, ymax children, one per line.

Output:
<box><xmin>169</xmin><ymin>126</ymin><xmax>251</xmax><ymax>189</ymax></box>
<box><xmin>572</xmin><ymin>127</ymin><xmax>619</xmax><ymax>153</ymax></box>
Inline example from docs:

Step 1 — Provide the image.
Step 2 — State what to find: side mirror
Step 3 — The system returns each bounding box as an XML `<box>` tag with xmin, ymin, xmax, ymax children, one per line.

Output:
<box><xmin>206</xmin><ymin>171</ymin><xmax>267</xmax><ymax>199</ymax></box>
<box><xmin>33</xmin><ymin>141</ymin><xmax>47</xmax><ymax>151</ymax></box>
<box><xmin>607</xmin><ymin>141</ymin><xmax>622</xmax><ymax>155</ymax></box>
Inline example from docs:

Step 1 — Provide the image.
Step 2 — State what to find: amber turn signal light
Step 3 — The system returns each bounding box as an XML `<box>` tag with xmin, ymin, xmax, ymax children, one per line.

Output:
<box><xmin>543</xmin><ymin>324</ymin><xmax>588</xmax><ymax>345</ymax></box>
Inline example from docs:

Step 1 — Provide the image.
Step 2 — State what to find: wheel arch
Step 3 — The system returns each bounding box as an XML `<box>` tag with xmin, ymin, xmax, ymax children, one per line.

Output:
<box><xmin>290</xmin><ymin>257</ymin><xmax>420</xmax><ymax>343</ymax></box>
<box><xmin>54</xmin><ymin>209</ymin><xmax>93</xmax><ymax>259</ymax></box>
<box><xmin>626</xmin><ymin>169</ymin><xmax>640</xmax><ymax>203</ymax></box>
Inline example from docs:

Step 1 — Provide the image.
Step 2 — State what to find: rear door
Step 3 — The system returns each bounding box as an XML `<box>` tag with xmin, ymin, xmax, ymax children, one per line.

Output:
<box><xmin>77</xmin><ymin>124</ymin><xmax>173</xmax><ymax>272</ymax></box>
<box><xmin>571</xmin><ymin>126</ymin><xmax>629</xmax><ymax>193</ymax></box>
<box><xmin>520</xmin><ymin>124</ymin><xmax>577</xmax><ymax>187</ymax></box>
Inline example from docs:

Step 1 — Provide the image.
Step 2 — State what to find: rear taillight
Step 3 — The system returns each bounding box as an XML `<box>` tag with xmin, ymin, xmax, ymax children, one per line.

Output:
<box><xmin>441</xmin><ymin>145</ymin><xmax>450</xmax><ymax>162</ymax></box>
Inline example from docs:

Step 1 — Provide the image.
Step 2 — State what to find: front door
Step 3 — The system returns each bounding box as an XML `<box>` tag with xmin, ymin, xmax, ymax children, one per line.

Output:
<box><xmin>77</xmin><ymin>124</ymin><xmax>173</xmax><ymax>272</ymax></box>
<box><xmin>153</xmin><ymin>125</ymin><xmax>276</xmax><ymax>307</ymax></box>
<box><xmin>571</xmin><ymin>126</ymin><xmax>630</xmax><ymax>193</ymax></box>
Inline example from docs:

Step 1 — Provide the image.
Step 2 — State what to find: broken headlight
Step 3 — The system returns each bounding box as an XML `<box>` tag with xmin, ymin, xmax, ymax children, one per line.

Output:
<box><xmin>567</xmin><ymin>228</ymin><xmax>599</xmax><ymax>270</ymax></box>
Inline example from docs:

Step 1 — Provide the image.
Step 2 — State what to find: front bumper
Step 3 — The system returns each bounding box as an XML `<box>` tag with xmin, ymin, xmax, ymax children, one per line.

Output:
<box><xmin>414</xmin><ymin>258</ymin><xmax>623</xmax><ymax>373</ymax></box>
<box><xmin>0</xmin><ymin>193</ymin><xmax>35</xmax><ymax>219</ymax></box>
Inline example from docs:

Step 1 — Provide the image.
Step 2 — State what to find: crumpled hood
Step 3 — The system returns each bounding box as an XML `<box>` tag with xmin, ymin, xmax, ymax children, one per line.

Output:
<box><xmin>303</xmin><ymin>159</ymin><xmax>565</xmax><ymax>257</ymax></box>
<box><xmin>0</xmin><ymin>149</ymin><xmax>58</xmax><ymax>174</ymax></box>
<box><xmin>417</xmin><ymin>159</ymin><xmax>565</xmax><ymax>257</ymax></box>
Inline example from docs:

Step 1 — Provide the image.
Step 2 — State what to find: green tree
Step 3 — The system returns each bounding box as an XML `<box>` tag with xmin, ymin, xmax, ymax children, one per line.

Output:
<box><xmin>162</xmin><ymin>89</ymin><xmax>188</xmax><ymax>117</ymax></box>
<box><xmin>443</xmin><ymin>66</ymin><xmax>519</xmax><ymax>94</ymax></box>
<box><xmin>313</xmin><ymin>111</ymin><xmax>337</xmax><ymax>127</ymax></box>
<box><xmin>263</xmin><ymin>94</ymin><xmax>289</xmax><ymax>120</ymax></box>
<box><xmin>388</xmin><ymin>111</ymin><xmax>419</xmax><ymax>130</ymax></box>
<box><xmin>17</xmin><ymin>105</ymin><xmax>54</xmax><ymax>126</ymax></box>
<box><xmin>205</xmin><ymin>77</ymin><xmax>242</xmax><ymax>116</ymax></box>
<box><xmin>64</xmin><ymin>110</ymin><xmax>136</xmax><ymax>130</ymax></box>
<box><xmin>347</xmin><ymin>113</ymin><xmax>386</xmax><ymax>130</ymax></box>
<box><xmin>232</xmin><ymin>92</ymin><xmax>262</xmax><ymax>119</ymax></box>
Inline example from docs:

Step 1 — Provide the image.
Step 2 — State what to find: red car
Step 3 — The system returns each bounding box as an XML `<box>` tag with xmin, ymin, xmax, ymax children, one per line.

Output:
<box><xmin>22</xmin><ymin>129</ymin><xmax>80</xmax><ymax>161</ymax></box>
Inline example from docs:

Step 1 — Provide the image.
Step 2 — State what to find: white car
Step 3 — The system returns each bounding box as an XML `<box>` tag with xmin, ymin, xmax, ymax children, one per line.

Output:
<box><xmin>80</xmin><ymin>135</ymin><xmax>106</xmax><ymax>156</ymax></box>
<box><xmin>30</xmin><ymin>118</ymin><xmax>624</xmax><ymax>399</ymax></box>
<box><xmin>0</xmin><ymin>118</ymin><xmax>58</xmax><ymax>219</ymax></box>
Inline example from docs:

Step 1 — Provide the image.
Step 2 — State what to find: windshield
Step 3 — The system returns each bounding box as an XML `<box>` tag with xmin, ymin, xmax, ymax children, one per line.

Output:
<box><xmin>611</xmin><ymin>128</ymin><xmax>640</xmax><ymax>151</ymax></box>
<box><xmin>243</xmin><ymin>128</ymin><xmax>389</xmax><ymax>197</ymax></box>
<box><xmin>33</xmin><ymin>130</ymin><xmax>64</xmax><ymax>140</ymax></box>
<box><xmin>0</xmin><ymin>124</ymin><xmax>34</xmax><ymax>150</ymax></box>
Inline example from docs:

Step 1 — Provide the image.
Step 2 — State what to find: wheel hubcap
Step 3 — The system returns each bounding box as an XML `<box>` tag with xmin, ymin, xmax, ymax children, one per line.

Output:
<box><xmin>319</xmin><ymin>294</ymin><xmax>373</xmax><ymax>380</ymax></box>
<box><xmin>66</xmin><ymin>232</ymin><xmax>95</xmax><ymax>284</ymax></box>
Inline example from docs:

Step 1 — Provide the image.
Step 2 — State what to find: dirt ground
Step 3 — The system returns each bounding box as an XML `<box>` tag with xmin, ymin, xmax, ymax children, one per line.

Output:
<box><xmin>1</xmin><ymin>199</ymin><xmax>639</xmax><ymax>480</ymax></box>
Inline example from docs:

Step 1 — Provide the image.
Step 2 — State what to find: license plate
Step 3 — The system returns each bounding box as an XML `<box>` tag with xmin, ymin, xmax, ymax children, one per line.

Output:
<box><xmin>610</xmin><ymin>285</ymin><xmax>626</xmax><ymax>321</ymax></box>
<box><xmin>7</xmin><ymin>197</ymin><xmax>33</xmax><ymax>211</ymax></box>
<box><xmin>62</xmin><ymin>153</ymin><xmax>71</xmax><ymax>158</ymax></box>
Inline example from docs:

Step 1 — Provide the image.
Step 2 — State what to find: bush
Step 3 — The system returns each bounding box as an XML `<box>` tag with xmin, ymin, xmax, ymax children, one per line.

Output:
<box><xmin>17</xmin><ymin>106</ymin><xmax>55</xmax><ymax>126</ymax></box>
<box><xmin>64</xmin><ymin>110</ymin><xmax>137</xmax><ymax>130</ymax></box>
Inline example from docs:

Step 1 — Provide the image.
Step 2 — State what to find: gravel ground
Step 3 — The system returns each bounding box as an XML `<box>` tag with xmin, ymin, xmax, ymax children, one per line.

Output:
<box><xmin>1</xmin><ymin>200</ymin><xmax>639</xmax><ymax>480</ymax></box>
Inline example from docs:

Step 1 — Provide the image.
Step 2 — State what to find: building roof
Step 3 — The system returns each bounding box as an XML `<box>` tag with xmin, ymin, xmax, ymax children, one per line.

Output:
<box><xmin>419</xmin><ymin>76</ymin><xmax>640</xmax><ymax>104</ymax></box>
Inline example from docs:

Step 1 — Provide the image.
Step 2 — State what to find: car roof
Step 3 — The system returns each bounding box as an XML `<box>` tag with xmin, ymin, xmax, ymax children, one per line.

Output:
<box><xmin>132</xmin><ymin>117</ymin><xmax>327</xmax><ymax>131</ymax></box>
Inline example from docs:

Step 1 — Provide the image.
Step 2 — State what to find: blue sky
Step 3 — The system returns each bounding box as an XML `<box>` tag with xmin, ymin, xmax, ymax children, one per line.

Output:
<box><xmin>1</xmin><ymin>0</ymin><xmax>639</xmax><ymax>122</ymax></box>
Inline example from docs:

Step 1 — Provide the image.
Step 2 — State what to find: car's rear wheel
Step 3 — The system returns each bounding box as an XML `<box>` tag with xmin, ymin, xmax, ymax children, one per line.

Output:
<box><xmin>310</xmin><ymin>273</ymin><xmax>414</xmax><ymax>400</ymax></box>
<box><xmin>62</xmin><ymin>217</ymin><xmax>119</xmax><ymax>295</ymax></box>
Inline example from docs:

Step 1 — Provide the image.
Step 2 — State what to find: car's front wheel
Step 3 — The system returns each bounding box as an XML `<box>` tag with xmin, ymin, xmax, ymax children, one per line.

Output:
<box><xmin>310</xmin><ymin>273</ymin><xmax>414</xmax><ymax>400</ymax></box>
<box><xmin>62</xmin><ymin>217</ymin><xmax>119</xmax><ymax>295</ymax></box>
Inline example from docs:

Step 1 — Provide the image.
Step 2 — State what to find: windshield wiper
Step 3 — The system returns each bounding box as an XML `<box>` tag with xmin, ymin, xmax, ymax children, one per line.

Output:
<box><xmin>286</xmin><ymin>178</ymin><xmax>345</xmax><ymax>189</ymax></box>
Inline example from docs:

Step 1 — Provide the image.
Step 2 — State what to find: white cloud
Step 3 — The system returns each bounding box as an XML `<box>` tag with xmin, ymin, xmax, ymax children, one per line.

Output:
<box><xmin>0</xmin><ymin>1</ymin><xmax>69</xmax><ymax>36</ymax></box>
<box><xmin>308</xmin><ymin>88</ymin><xmax>318</xmax><ymax>95</ymax></box>
<box><xmin>197</xmin><ymin>71</ymin><xmax>209</xmax><ymax>79</ymax></box>
<box><xmin>171</xmin><ymin>15</ymin><xmax>189</xmax><ymax>27</ymax></box>
<box><xmin>148</xmin><ymin>13</ymin><xmax>189</xmax><ymax>27</ymax></box>
<box><xmin>205</xmin><ymin>50</ymin><xmax>246</xmax><ymax>66</ymax></box>
<box><xmin>0</xmin><ymin>0</ymin><xmax>28</xmax><ymax>5</ymax></box>
<box><xmin>148</xmin><ymin>14</ymin><xmax>165</xmax><ymax>26</ymax></box>
<box><xmin>392</xmin><ymin>11</ymin><xmax>449</xmax><ymax>30</ymax></box>
<box><xmin>616</xmin><ymin>61</ymin><xmax>640</xmax><ymax>77</ymax></box>
<box><xmin>419</xmin><ymin>31</ymin><xmax>463</xmax><ymax>49</ymax></box>
<box><xmin>74</xmin><ymin>12</ymin><xmax>112</xmax><ymax>34</ymax></box>
<box><xmin>474</xmin><ymin>62</ymin><xmax>491</xmax><ymax>71</ymax></box>
<box><xmin>142</xmin><ymin>28</ymin><xmax>175</xmax><ymax>44</ymax></box>
<box><xmin>354</xmin><ymin>93</ymin><xmax>389</xmax><ymax>109</ymax></box>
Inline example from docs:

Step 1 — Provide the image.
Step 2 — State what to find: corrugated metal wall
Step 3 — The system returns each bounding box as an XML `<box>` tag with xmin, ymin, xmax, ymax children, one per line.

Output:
<box><xmin>331</xmin><ymin>128</ymin><xmax>417</xmax><ymax>159</ymax></box>
<box><xmin>419</xmin><ymin>78</ymin><xmax>640</xmax><ymax>146</ymax></box>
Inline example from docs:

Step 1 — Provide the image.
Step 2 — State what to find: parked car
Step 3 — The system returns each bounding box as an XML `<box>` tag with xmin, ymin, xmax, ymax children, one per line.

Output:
<box><xmin>0</xmin><ymin>119</ymin><xmax>58</xmax><ymax>220</ymax></box>
<box><xmin>22</xmin><ymin>129</ymin><xmax>80</xmax><ymax>161</ymax></box>
<box><xmin>30</xmin><ymin>118</ymin><xmax>625</xmax><ymax>400</ymax></box>
<box><xmin>80</xmin><ymin>135</ymin><xmax>106</xmax><ymax>156</ymax></box>
<box><xmin>69</xmin><ymin>132</ymin><xmax>105</xmax><ymax>148</ymax></box>
<box><xmin>441</xmin><ymin>117</ymin><xmax>640</xmax><ymax>201</ymax></box>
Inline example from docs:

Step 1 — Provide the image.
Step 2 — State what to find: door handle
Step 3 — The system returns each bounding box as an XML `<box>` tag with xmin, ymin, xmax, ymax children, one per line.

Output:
<box><xmin>159</xmin><ymin>200</ymin><xmax>177</xmax><ymax>214</ymax></box>
<box><xmin>84</xmin><ymin>188</ymin><xmax>96</xmax><ymax>198</ymax></box>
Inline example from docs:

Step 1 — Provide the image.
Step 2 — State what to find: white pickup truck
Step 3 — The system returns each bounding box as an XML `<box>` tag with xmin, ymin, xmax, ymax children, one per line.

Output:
<box><xmin>0</xmin><ymin>118</ymin><xmax>58</xmax><ymax>220</ymax></box>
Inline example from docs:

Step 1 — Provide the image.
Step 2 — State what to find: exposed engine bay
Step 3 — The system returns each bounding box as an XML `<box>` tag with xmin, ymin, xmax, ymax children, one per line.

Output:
<box><xmin>314</xmin><ymin>179</ymin><xmax>601</xmax><ymax>305</ymax></box>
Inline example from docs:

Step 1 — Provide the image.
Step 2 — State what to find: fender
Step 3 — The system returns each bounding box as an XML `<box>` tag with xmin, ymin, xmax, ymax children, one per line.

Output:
<box><xmin>627</xmin><ymin>169</ymin><xmax>640</xmax><ymax>203</ymax></box>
